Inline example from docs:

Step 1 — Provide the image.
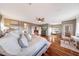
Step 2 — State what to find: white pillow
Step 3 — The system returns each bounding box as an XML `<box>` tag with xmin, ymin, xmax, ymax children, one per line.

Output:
<box><xmin>24</xmin><ymin>33</ymin><xmax>32</xmax><ymax>41</ymax></box>
<box><xmin>18</xmin><ymin>34</ymin><xmax>29</xmax><ymax>48</ymax></box>
<box><xmin>0</xmin><ymin>35</ymin><xmax>21</xmax><ymax>55</ymax></box>
<box><xmin>9</xmin><ymin>31</ymin><xmax>20</xmax><ymax>39</ymax></box>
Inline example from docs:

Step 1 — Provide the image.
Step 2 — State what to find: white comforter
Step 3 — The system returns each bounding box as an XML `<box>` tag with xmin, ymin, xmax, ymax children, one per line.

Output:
<box><xmin>0</xmin><ymin>33</ymin><xmax>50</xmax><ymax>56</ymax></box>
<box><xmin>18</xmin><ymin>35</ymin><xmax>50</xmax><ymax>56</ymax></box>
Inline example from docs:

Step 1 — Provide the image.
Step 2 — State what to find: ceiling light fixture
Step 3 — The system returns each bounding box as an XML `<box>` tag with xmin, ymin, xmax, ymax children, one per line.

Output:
<box><xmin>36</xmin><ymin>17</ymin><xmax>45</xmax><ymax>22</ymax></box>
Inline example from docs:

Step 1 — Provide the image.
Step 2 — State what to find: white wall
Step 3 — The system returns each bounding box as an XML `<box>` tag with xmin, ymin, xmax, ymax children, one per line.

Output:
<box><xmin>48</xmin><ymin>26</ymin><xmax>52</xmax><ymax>36</ymax></box>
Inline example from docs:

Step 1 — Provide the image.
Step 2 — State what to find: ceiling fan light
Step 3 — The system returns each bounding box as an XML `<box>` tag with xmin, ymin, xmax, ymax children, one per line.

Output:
<box><xmin>38</xmin><ymin>20</ymin><xmax>42</xmax><ymax>23</ymax></box>
<box><xmin>36</xmin><ymin>17</ymin><xmax>45</xmax><ymax>22</ymax></box>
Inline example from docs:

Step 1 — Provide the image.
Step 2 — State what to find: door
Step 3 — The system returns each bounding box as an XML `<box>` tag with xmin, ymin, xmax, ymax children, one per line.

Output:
<box><xmin>63</xmin><ymin>24</ymin><xmax>73</xmax><ymax>37</ymax></box>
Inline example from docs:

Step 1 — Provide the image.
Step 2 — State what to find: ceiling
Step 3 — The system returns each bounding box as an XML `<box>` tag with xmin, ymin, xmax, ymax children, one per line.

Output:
<box><xmin>0</xmin><ymin>3</ymin><xmax>79</xmax><ymax>25</ymax></box>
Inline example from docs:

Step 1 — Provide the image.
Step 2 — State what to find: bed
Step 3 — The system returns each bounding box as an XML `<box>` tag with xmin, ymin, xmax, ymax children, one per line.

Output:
<box><xmin>0</xmin><ymin>31</ymin><xmax>50</xmax><ymax>56</ymax></box>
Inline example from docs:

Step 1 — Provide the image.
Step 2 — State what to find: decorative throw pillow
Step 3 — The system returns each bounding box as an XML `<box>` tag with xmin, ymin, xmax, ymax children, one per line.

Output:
<box><xmin>18</xmin><ymin>34</ymin><xmax>29</xmax><ymax>48</ymax></box>
<box><xmin>24</xmin><ymin>33</ymin><xmax>32</xmax><ymax>41</ymax></box>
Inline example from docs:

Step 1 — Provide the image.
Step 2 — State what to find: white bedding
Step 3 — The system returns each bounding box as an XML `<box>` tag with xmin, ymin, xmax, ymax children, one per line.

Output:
<box><xmin>18</xmin><ymin>36</ymin><xmax>50</xmax><ymax>56</ymax></box>
<box><xmin>0</xmin><ymin>33</ymin><xmax>50</xmax><ymax>56</ymax></box>
<box><xmin>0</xmin><ymin>35</ymin><xmax>21</xmax><ymax>55</ymax></box>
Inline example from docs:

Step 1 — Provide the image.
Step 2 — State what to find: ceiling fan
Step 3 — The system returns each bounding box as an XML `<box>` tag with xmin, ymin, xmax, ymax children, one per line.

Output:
<box><xmin>36</xmin><ymin>17</ymin><xmax>45</xmax><ymax>22</ymax></box>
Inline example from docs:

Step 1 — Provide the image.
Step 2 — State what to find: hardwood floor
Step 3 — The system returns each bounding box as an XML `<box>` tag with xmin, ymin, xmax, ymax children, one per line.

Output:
<box><xmin>42</xmin><ymin>35</ymin><xmax>79</xmax><ymax>56</ymax></box>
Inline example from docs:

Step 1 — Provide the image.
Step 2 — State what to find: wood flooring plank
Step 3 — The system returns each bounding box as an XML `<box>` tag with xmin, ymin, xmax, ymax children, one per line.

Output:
<box><xmin>42</xmin><ymin>35</ymin><xmax>79</xmax><ymax>56</ymax></box>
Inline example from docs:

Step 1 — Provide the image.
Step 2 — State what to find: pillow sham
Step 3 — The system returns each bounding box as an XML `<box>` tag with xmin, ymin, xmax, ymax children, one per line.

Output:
<box><xmin>9</xmin><ymin>31</ymin><xmax>21</xmax><ymax>39</ymax></box>
<box><xmin>18</xmin><ymin>34</ymin><xmax>29</xmax><ymax>48</ymax></box>
<box><xmin>24</xmin><ymin>32</ymin><xmax>32</xmax><ymax>41</ymax></box>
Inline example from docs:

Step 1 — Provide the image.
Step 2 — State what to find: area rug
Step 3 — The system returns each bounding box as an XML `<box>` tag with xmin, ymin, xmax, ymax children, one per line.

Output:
<box><xmin>60</xmin><ymin>40</ymin><xmax>79</xmax><ymax>53</ymax></box>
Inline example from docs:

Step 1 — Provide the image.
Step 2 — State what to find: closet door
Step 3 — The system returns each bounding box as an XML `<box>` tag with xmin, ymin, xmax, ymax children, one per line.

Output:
<box><xmin>63</xmin><ymin>24</ymin><xmax>73</xmax><ymax>37</ymax></box>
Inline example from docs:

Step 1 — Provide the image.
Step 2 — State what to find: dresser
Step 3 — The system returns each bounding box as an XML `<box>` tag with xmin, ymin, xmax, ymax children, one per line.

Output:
<box><xmin>71</xmin><ymin>36</ymin><xmax>79</xmax><ymax>49</ymax></box>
